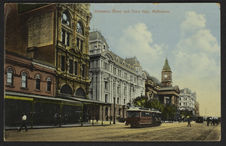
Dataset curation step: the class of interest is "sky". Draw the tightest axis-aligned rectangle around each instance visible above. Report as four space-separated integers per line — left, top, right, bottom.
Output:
89 3 221 117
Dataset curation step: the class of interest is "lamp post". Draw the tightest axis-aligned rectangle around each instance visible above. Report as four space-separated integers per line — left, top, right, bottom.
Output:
113 97 116 124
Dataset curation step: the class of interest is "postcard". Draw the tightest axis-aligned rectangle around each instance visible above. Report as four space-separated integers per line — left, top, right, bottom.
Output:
4 3 221 141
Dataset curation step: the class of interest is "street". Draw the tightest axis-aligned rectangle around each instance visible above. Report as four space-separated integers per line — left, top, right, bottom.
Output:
4 121 221 141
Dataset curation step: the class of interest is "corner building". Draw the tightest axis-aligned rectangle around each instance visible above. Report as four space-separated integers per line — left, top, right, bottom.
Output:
179 88 197 115
89 31 146 121
4 3 104 126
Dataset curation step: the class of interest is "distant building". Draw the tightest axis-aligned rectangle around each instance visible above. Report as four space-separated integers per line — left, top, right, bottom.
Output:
89 31 146 121
179 88 197 115
144 72 160 100
158 59 180 106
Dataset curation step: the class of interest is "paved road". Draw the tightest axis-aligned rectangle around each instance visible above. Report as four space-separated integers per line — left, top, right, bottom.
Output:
4 122 221 141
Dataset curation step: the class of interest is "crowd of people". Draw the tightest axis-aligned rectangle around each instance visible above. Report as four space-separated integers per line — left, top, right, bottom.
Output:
206 117 220 126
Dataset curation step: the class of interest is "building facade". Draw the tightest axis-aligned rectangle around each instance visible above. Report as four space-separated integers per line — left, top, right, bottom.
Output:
144 72 160 100
179 88 197 115
4 3 109 127
158 59 180 106
89 31 146 121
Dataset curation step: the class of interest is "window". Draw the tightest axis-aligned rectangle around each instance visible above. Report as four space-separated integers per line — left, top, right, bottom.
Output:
21 72 27 88
165 97 170 104
81 64 85 77
117 97 119 104
74 61 78 75
124 73 127 79
76 22 83 35
117 85 120 94
104 81 108 90
61 29 65 44
61 55 65 71
81 40 83 51
127 111 140 118
62 11 70 26
113 67 116 74
105 94 108 103
113 83 116 95
124 86 127 96
76 38 80 49
6 68 13 86
47 77 51 92
69 59 73 74
124 99 126 104
77 38 83 51
35 74 41 90
61 29 70 46
118 69 121 77
66 32 70 46
104 62 109 70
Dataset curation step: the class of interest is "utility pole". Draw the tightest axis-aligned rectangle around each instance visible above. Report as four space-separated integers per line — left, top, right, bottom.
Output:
113 97 116 124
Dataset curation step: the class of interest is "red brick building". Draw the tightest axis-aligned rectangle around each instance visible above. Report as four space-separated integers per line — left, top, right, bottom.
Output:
4 3 108 127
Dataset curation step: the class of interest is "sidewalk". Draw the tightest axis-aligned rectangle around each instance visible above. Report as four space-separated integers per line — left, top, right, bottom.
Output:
5 121 114 130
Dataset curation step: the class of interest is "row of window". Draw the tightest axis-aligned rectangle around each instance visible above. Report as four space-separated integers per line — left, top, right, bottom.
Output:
6 68 52 92
61 11 84 51
60 55 86 77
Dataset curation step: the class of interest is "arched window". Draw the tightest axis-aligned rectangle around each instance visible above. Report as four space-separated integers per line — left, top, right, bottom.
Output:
6 67 13 86
76 22 83 35
46 77 52 92
61 11 70 26
75 88 86 98
21 72 27 88
35 74 41 90
60 84 72 95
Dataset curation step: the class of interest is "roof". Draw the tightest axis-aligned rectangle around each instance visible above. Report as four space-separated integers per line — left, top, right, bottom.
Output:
89 31 109 49
127 107 161 113
125 57 140 66
144 71 160 85
162 58 171 71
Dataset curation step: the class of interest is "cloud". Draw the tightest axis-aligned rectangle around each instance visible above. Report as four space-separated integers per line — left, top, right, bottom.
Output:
181 11 206 34
173 11 220 116
115 23 166 76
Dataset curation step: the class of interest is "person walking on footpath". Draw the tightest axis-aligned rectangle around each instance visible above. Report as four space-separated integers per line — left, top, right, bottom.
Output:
18 113 28 132
207 117 210 126
187 116 191 127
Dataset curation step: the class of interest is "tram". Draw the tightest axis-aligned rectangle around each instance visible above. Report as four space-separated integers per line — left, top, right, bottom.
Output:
125 107 161 128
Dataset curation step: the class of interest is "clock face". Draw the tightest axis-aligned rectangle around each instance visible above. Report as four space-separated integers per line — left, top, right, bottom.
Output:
164 74 168 78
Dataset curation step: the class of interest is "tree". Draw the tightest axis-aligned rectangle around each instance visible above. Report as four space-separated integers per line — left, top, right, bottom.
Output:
132 96 178 121
161 104 177 121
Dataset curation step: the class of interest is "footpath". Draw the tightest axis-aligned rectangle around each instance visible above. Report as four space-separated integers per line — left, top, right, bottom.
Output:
5 121 112 130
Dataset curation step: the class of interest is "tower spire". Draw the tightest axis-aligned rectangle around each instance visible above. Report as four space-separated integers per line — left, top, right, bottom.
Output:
162 58 171 71
161 58 172 87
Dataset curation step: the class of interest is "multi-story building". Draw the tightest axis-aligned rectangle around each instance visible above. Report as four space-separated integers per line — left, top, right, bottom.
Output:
89 31 146 121
144 71 160 100
179 88 197 115
4 3 108 127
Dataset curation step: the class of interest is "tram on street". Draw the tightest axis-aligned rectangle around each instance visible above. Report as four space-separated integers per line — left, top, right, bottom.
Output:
125 107 161 128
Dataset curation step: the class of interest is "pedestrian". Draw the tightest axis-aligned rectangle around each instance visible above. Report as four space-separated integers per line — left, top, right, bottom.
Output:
58 113 62 127
54 113 58 126
18 113 28 132
207 117 210 126
187 116 191 127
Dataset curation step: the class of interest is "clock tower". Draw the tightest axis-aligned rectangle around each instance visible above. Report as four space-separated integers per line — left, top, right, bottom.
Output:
161 58 172 87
